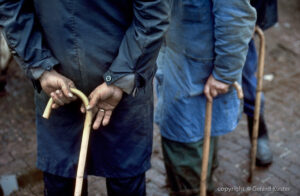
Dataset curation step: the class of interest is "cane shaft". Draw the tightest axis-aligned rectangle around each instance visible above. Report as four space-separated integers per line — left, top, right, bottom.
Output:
249 26 265 182
42 88 92 196
74 110 92 196
200 82 243 195
200 101 212 196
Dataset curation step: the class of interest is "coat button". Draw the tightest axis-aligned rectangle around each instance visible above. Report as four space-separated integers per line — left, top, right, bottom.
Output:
105 75 112 82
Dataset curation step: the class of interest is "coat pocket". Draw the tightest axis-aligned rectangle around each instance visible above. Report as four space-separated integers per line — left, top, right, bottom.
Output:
182 0 212 22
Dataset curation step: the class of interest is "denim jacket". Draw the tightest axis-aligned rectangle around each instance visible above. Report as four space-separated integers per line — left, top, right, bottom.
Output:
155 0 256 142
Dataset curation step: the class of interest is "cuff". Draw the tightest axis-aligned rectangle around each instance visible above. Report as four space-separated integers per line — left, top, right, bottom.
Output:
27 56 59 80
30 67 47 80
112 74 135 94
212 66 239 85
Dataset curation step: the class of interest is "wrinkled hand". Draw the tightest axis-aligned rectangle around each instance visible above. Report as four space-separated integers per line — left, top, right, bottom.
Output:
81 82 123 129
204 74 229 102
39 70 76 109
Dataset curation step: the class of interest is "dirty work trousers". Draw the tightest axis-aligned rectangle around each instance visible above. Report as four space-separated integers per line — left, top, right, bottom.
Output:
43 172 146 196
161 136 218 195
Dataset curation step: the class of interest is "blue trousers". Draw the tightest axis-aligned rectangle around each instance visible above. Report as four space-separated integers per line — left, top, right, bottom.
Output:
242 39 265 117
43 172 146 196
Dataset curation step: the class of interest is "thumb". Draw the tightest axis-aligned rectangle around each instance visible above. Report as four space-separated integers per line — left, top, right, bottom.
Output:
87 92 102 111
60 80 74 98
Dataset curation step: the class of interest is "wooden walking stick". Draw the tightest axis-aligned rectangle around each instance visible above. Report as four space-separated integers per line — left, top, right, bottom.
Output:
200 82 243 196
248 26 266 183
43 88 93 196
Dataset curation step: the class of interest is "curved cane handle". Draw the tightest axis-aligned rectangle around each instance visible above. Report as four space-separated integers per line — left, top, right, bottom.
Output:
42 88 89 119
232 81 244 100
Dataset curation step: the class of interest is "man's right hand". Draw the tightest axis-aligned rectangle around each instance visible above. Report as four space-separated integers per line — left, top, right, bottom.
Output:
39 70 76 109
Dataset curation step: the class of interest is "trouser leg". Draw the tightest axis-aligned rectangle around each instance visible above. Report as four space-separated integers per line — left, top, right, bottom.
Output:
161 136 217 196
0 66 7 94
242 39 265 118
242 40 273 166
43 172 88 196
106 173 146 196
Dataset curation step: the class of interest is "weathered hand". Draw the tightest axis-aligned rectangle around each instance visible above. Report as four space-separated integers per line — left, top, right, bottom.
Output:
204 74 229 102
81 82 123 129
39 70 76 109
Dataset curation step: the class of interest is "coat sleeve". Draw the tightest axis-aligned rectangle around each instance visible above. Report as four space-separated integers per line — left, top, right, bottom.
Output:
103 0 172 90
212 0 256 84
0 0 59 80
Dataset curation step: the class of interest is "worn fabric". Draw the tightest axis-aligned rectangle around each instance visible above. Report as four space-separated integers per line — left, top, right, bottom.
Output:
251 0 278 30
161 136 218 195
242 39 265 117
43 172 146 196
43 172 88 196
106 173 146 196
0 0 171 178
155 0 256 142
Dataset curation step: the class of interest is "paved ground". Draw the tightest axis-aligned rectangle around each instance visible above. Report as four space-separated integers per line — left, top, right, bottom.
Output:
0 0 299 195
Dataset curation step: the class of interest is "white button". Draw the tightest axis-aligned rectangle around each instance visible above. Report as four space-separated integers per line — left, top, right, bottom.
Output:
106 75 112 82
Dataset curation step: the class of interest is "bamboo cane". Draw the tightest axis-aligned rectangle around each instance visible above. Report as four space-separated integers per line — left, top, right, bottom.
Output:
200 82 243 196
248 26 265 183
43 88 93 196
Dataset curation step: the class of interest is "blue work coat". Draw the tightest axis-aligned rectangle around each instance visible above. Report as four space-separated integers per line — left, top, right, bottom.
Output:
155 0 256 143
0 0 171 178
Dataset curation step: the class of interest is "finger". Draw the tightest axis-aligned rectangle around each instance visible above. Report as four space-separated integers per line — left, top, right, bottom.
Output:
56 90 71 104
211 88 218 98
88 92 102 111
204 85 212 102
98 102 114 111
60 80 74 98
93 109 105 130
215 83 229 94
51 92 64 106
218 88 227 94
102 110 112 126
67 81 77 100
51 103 59 109
80 104 86 113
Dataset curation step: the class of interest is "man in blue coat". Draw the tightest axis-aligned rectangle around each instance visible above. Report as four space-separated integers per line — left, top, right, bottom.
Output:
0 0 171 195
155 0 256 194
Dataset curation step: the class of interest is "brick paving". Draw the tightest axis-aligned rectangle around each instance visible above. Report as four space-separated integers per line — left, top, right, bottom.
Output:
1 0 300 195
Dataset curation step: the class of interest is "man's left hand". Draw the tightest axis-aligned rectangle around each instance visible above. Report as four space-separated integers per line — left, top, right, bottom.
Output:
81 83 123 129
204 74 229 102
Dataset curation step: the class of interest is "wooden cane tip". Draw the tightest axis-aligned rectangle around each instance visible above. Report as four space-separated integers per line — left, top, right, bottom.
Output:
42 112 50 119
248 175 253 183
42 98 53 119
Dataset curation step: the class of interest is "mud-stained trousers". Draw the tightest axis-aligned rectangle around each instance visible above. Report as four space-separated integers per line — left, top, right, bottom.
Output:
161 137 218 196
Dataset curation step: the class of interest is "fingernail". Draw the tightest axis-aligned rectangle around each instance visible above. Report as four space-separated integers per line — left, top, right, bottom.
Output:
68 93 73 97
56 90 60 94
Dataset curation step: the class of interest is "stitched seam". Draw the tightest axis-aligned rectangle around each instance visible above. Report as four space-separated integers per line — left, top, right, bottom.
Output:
69 0 83 82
